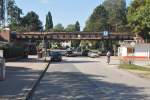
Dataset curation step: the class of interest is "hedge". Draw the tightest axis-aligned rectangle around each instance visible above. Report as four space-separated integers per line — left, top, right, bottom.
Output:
0 42 25 58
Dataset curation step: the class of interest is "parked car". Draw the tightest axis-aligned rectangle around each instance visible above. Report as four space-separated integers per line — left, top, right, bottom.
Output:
88 51 99 58
49 51 62 62
81 49 89 56
65 50 77 57
73 51 82 56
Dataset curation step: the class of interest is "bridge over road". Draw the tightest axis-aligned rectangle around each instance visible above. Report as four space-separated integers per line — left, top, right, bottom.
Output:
0 30 133 42
11 32 133 41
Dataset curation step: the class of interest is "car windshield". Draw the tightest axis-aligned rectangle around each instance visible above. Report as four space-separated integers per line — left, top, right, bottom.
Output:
50 51 61 56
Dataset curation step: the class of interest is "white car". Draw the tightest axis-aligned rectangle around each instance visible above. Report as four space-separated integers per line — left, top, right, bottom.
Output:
88 51 99 58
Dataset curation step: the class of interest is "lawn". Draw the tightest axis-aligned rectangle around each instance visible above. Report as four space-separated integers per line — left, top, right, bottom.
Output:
119 64 150 72
119 64 150 78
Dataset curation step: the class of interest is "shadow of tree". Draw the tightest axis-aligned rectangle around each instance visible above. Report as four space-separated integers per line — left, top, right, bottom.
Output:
52 59 99 64
0 66 40 99
31 71 149 100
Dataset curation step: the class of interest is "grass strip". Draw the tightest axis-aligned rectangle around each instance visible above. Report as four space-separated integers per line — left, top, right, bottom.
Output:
119 64 150 72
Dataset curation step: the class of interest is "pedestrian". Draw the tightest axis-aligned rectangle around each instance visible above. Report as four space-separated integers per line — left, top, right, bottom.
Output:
106 51 111 64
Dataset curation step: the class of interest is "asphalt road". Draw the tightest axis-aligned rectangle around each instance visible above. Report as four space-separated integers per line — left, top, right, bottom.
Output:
31 57 150 100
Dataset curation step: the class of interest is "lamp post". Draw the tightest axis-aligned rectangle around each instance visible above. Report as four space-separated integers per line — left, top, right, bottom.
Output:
41 28 46 62
130 42 135 64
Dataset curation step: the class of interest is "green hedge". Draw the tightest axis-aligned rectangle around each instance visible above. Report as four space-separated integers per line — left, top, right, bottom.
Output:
0 42 25 58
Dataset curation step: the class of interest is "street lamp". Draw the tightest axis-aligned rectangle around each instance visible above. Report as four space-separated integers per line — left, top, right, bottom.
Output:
41 28 46 62
130 41 136 64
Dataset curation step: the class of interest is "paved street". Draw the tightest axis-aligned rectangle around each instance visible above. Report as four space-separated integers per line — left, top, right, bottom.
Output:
31 57 150 100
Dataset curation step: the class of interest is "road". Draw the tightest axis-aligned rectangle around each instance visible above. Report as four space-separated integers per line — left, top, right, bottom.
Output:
31 57 150 100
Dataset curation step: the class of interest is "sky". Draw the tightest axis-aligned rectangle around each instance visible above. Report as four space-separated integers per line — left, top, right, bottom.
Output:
15 0 132 30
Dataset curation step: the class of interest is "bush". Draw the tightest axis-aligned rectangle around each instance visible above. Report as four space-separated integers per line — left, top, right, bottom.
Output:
0 42 25 58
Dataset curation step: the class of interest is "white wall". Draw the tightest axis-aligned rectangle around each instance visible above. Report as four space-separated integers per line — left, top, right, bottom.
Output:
118 47 127 57
61 41 71 47
134 44 150 57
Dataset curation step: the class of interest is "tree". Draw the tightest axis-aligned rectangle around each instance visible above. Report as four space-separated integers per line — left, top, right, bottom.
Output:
71 21 81 48
7 0 23 31
21 11 43 32
0 0 5 26
84 5 108 32
45 11 53 31
75 21 80 31
53 23 64 32
7 0 22 23
103 0 127 32
65 24 76 32
127 0 150 39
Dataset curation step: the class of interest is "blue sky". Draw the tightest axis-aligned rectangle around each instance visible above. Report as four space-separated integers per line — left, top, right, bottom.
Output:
15 0 132 30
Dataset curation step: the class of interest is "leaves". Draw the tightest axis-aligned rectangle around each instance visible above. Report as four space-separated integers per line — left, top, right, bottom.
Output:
21 11 42 32
65 24 76 32
0 0 5 22
84 5 108 32
75 21 80 32
7 0 22 23
127 0 150 38
45 11 53 31
53 23 64 32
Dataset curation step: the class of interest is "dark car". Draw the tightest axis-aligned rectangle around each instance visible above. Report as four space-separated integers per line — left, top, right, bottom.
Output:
49 51 62 62
81 49 89 56
65 50 77 57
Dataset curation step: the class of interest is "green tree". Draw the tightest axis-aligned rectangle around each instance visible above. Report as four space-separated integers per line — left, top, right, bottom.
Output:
103 0 127 32
7 0 22 23
65 24 76 32
21 11 43 32
45 11 53 31
7 0 23 31
84 5 108 32
127 0 150 39
53 23 64 32
71 21 81 48
0 0 5 26
75 21 80 31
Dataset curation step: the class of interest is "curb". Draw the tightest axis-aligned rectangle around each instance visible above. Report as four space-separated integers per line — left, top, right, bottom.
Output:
5 56 24 62
16 61 50 100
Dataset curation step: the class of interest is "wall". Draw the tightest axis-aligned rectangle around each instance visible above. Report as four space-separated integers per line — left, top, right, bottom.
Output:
0 30 11 42
118 47 127 57
134 44 150 58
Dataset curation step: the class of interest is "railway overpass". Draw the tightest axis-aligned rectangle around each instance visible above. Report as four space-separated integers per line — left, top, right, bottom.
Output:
11 32 133 41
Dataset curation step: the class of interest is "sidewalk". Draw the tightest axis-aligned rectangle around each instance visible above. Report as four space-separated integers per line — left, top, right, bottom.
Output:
103 56 150 68
0 56 49 100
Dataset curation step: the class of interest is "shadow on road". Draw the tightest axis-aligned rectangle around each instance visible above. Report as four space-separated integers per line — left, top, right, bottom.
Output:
0 66 40 99
52 59 99 64
31 71 149 100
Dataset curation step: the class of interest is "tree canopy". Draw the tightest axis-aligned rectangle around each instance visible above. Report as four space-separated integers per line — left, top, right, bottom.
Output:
21 11 43 32
84 0 127 32
7 0 22 23
0 0 5 26
84 5 108 32
103 0 127 32
65 24 76 32
127 0 150 38
45 11 53 31
53 23 64 32
75 21 80 31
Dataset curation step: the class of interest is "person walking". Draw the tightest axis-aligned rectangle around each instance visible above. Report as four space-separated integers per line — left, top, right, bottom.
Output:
106 51 111 64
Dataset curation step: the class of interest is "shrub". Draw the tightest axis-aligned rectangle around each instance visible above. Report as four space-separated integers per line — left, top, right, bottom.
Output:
0 42 25 58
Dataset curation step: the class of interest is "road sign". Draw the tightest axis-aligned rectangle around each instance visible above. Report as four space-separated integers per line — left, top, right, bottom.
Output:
103 31 109 36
